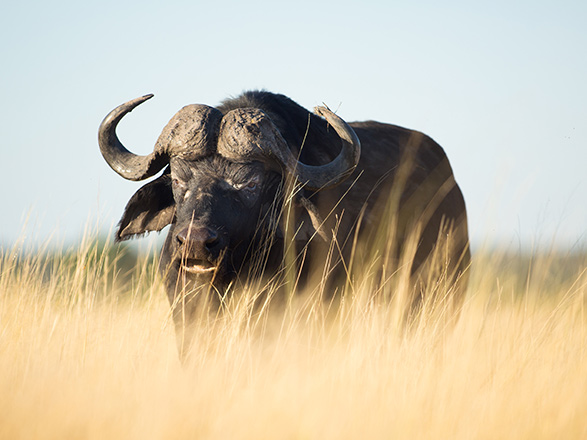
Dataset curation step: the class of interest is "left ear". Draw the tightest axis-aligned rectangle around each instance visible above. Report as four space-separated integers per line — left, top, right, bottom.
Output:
278 194 327 242
296 195 328 241
116 170 175 241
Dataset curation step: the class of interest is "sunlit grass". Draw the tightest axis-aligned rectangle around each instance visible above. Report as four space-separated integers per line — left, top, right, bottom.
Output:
0 232 586 439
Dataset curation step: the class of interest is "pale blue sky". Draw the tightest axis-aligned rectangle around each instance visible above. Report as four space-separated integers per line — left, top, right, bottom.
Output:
1 0 586 250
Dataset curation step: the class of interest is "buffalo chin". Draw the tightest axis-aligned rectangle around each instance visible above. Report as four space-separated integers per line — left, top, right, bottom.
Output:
174 257 232 288
180 258 217 275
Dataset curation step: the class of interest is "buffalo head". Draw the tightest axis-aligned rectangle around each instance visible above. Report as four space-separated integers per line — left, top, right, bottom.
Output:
98 94 360 301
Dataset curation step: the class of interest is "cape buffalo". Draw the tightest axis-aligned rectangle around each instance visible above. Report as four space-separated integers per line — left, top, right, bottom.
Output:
99 91 470 353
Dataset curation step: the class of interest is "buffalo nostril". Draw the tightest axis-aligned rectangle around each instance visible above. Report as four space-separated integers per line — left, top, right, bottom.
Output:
204 229 219 249
176 227 220 254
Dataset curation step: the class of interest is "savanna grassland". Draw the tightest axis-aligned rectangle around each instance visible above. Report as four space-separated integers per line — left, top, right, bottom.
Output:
1 232 586 439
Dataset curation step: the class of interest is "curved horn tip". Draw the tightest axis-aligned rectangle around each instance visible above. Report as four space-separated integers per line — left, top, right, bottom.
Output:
132 93 155 107
313 105 335 117
105 94 155 118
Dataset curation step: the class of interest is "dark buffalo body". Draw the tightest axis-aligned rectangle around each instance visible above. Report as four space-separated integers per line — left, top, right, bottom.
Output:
99 91 470 351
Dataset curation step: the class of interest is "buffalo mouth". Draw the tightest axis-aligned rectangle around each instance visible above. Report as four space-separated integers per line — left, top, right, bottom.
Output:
180 258 217 275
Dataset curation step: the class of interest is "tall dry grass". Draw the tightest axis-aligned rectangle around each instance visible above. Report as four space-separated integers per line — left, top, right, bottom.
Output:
1 230 586 439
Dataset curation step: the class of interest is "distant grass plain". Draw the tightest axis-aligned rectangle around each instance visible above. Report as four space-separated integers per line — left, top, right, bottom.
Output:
1 226 586 439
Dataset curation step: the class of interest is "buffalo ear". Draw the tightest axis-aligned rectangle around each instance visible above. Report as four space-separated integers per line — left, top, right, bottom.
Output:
116 171 175 242
292 195 328 242
297 195 328 241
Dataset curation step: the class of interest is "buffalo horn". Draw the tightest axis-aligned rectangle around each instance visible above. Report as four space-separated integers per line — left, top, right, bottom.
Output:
98 94 169 181
304 105 362 189
218 106 361 190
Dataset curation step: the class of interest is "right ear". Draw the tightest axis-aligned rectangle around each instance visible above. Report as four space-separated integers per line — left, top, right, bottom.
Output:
116 170 175 241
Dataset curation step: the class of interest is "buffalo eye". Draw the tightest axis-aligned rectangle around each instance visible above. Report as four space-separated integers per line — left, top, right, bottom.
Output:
171 177 183 190
233 175 262 206
171 177 189 200
244 180 257 192
233 175 261 193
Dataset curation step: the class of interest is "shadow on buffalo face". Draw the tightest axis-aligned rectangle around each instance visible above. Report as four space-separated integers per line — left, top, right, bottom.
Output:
99 91 470 358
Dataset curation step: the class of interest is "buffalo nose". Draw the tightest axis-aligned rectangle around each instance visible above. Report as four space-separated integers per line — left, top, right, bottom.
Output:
176 227 220 254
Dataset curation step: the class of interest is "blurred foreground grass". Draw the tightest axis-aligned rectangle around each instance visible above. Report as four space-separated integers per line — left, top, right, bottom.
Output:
1 234 586 439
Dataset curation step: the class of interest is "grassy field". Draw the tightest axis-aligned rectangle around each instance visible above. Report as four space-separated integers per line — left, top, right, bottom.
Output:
1 234 586 439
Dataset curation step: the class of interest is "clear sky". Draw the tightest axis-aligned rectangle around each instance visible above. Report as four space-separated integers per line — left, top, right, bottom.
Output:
1 0 585 250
